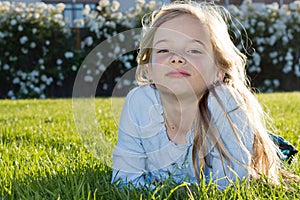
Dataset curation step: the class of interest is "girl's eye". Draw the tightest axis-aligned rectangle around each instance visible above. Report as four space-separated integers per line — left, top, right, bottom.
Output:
157 49 169 53
187 49 202 54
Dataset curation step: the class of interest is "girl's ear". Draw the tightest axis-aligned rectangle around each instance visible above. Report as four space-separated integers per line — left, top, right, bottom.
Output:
217 68 226 82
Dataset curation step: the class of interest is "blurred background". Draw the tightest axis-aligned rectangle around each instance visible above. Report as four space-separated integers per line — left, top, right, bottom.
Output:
0 0 299 99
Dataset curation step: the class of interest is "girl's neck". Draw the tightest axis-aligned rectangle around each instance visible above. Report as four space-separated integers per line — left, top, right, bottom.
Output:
159 91 199 144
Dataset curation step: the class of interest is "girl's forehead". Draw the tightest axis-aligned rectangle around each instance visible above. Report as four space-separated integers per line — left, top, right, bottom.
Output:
153 14 210 45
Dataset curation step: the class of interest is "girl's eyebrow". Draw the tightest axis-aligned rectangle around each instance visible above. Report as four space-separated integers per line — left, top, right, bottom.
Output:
191 39 206 47
153 39 168 46
153 39 206 47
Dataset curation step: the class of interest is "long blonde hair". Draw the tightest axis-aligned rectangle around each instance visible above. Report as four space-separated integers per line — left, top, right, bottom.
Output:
136 1 280 183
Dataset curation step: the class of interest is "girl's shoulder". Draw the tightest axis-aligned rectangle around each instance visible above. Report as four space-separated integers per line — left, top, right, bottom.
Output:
208 83 244 113
125 85 160 108
122 85 164 132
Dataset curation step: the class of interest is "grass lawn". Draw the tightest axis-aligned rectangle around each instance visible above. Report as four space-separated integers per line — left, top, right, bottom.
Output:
0 92 299 199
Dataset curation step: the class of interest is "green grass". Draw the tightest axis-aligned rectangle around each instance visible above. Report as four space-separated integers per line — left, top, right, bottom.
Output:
0 93 299 199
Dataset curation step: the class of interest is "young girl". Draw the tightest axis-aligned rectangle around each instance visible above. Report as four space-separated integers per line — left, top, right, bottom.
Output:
111 1 296 189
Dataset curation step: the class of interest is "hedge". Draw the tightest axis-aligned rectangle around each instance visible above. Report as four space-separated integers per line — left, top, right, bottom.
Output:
0 0 299 99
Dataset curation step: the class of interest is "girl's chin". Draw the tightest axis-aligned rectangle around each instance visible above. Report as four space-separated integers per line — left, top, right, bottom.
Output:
155 83 200 98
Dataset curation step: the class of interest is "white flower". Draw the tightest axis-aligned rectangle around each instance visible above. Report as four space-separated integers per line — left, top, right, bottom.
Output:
123 79 131 86
58 73 64 80
54 14 63 21
147 0 156 9
56 59 63 65
0 31 5 38
257 46 264 52
13 77 20 84
32 28 37 34
272 59 278 64
124 62 131 69
83 5 90 15
72 65 77 71
118 33 125 42
46 77 53 85
269 51 278 58
40 84 46 90
10 19 17 26
111 1 120 12
252 52 261 66
31 70 39 77
45 40 50 45
18 25 23 32
112 12 123 20
273 79 280 87
56 3 65 12
9 56 18 61
21 48 28 54
285 52 293 61
102 83 108 90
97 52 104 60
84 75 93 82
248 66 261 73
282 62 293 74
30 42 36 48
34 87 41 94
74 19 84 27
8 90 14 97
19 36 28 44
33 13 40 19
289 1 300 11
294 65 300 77
38 58 44 65
268 36 277 46
105 21 116 29
98 64 106 71
264 79 271 86
64 51 74 59
114 45 120 54
41 75 48 82
85 36 93 46
99 0 110 7
137 0 145 5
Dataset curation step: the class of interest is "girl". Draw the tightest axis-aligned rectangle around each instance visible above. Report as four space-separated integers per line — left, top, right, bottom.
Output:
111 1 296 189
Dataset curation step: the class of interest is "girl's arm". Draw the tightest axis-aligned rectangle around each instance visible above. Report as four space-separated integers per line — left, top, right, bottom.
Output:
111 89 149 187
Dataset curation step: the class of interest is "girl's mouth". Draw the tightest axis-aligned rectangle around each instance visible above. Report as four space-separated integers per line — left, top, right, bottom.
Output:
166 69 191 77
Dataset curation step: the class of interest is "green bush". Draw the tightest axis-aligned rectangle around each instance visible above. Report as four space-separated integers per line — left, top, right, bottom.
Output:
228 0 300 92
0 2 79 99
1 0 300 99
76 0 300 94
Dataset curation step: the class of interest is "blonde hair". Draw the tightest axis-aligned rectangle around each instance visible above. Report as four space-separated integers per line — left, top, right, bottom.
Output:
136 1 281 183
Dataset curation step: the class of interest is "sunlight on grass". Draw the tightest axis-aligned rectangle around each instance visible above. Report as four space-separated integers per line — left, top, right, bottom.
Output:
0 93 299 199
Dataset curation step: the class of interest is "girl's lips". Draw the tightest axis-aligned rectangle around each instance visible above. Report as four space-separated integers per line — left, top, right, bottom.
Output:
166 69 191 77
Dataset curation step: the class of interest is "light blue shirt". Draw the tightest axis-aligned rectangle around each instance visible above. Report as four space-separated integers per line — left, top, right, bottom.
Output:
112 84 254 189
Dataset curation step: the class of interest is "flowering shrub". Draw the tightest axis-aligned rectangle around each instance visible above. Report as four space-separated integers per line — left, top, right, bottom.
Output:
0 2 79 99
1 0 300 99
75 0 160 96
229 0 300 92
77 0 300 94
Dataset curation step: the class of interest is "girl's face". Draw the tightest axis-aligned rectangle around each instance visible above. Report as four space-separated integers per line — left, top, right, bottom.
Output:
150 14 218 99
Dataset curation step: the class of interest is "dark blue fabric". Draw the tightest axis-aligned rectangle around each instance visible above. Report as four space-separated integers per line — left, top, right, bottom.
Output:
269 132 298 163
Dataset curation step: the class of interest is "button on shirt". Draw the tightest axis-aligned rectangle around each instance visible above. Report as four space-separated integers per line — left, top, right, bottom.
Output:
112 84 254 189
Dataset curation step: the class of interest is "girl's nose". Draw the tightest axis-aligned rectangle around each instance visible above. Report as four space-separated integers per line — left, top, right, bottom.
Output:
169 53 186 64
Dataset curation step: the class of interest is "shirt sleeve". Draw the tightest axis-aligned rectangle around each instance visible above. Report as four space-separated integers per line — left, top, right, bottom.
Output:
111 88 149 187
206 85 254 189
